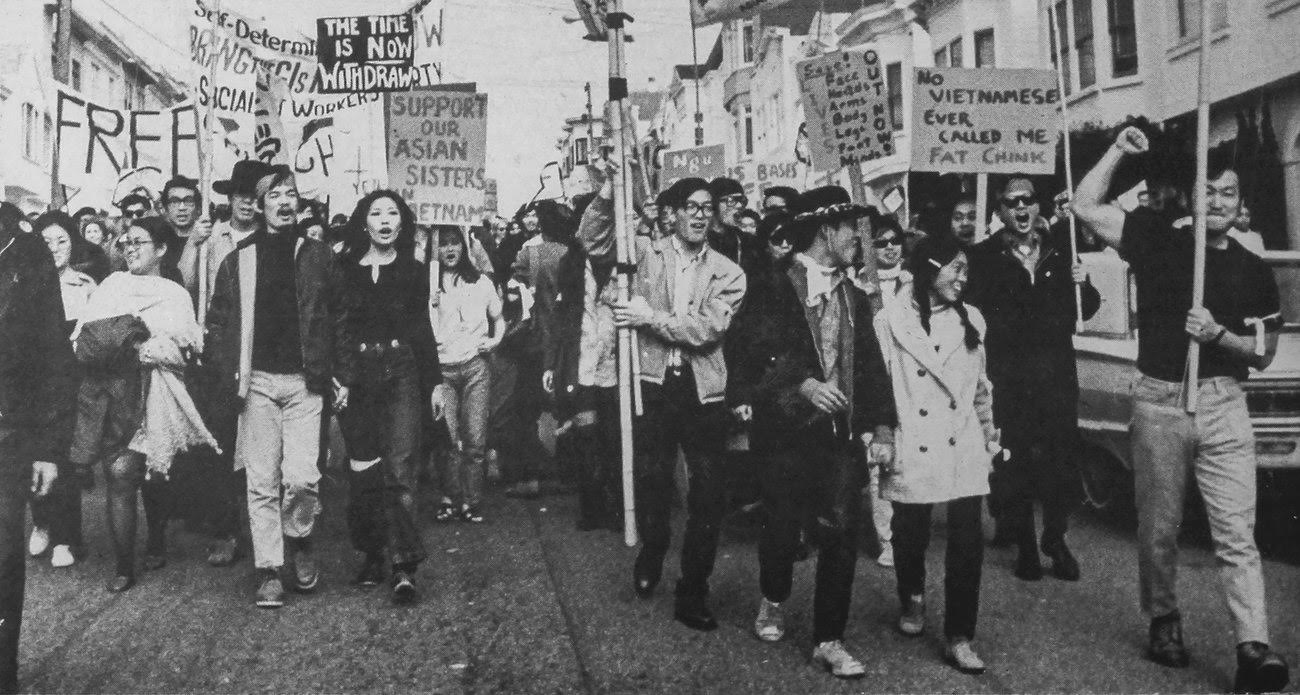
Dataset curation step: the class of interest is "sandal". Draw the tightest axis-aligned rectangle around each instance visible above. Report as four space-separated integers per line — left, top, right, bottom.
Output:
434 500 457 523
459 504 484 524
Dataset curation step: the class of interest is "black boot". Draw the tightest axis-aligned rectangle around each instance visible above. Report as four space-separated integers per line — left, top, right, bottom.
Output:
1041 537 1080 581
1235 641 1289 693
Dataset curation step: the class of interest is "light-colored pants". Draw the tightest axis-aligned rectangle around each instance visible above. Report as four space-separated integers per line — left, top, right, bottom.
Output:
439 355 489 507
1131 375 1268 645
236 371 323 570
869 466 893 545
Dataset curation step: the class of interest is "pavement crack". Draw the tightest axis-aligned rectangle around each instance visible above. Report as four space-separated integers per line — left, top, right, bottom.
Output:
527 505 598 695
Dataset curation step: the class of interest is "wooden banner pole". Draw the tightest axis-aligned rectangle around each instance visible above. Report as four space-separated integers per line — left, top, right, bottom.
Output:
1184 0 1213 414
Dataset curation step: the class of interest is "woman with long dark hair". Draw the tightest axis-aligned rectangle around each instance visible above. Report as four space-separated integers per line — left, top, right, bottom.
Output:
431 226 503 523
70 216 213 592
334 190 439 603
873 233 1001 675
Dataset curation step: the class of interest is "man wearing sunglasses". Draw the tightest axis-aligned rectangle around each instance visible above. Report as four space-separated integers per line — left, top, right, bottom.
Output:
579 174 746 632
708 177 763 276
965 177 1099 584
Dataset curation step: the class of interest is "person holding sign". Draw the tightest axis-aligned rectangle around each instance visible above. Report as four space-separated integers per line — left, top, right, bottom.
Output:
727 186 896 679
965 178 1099 583
577 176 746 632
334 191 439 604
1073 127 1289 692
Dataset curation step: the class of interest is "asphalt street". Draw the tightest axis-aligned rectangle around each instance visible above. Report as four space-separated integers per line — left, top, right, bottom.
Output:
16 472 1300 694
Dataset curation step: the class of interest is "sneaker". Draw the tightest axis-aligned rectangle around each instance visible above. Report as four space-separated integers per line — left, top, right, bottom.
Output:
391 570 418 605
812 640 866 679
877 541 895 568
434 499 457 523
945 638 987 675
1147 611 1190 668
354 556 385 587
1235 641 1290 693
255 570 285 608
50 545 75 568
754 598 785 642
206 537 239 567
290 544 319 592
460 504 484 523
898 593 925 637
28 527 49 557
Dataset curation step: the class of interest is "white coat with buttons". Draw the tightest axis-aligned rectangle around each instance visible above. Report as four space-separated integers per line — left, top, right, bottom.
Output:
873 298 998 505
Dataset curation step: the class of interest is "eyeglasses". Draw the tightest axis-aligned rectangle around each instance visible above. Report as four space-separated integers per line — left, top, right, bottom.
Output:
166 196 198 206
123 207 147 219
763 205 788 215
719 195 746 208
873 237 903 248
1001 194 1036 208
117 238 154 250
681 201 716 217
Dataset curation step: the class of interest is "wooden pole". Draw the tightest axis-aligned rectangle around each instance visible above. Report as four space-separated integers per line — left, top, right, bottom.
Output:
975 172 989 241
846 164 881 313
608 0 638 547
1047 1 1085 333
49 0 73 210
1184 0 1213 414
195 0 221 325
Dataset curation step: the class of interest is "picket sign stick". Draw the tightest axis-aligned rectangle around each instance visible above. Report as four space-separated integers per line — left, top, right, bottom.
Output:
1046 2 1085 333
975 172 989 241
846 165 882 314
608 0 638 548
619 102 645 416
1184 0 1213 414
195 0 221 327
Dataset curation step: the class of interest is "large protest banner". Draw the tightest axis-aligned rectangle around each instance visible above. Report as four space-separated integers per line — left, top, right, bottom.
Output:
660 144 725 188
796 48 893 173
909 67 1060 175
386 87 489 225
316 14 417 94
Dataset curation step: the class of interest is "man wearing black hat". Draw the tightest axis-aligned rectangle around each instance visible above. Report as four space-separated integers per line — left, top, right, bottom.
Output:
578 174 746 631
708 177 763 276
0 203 73 693
160 175 214 296
204 161 271 301
729 185 896 678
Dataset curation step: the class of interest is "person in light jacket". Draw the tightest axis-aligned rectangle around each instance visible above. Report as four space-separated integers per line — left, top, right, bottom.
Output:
873 233 1001 676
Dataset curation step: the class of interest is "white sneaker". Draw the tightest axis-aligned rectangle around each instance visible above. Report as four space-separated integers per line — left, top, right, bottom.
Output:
754 598 785 642
945 638 987 675
877 541 895 568
812 640 866 679
50 545 75 568
28 527 49 557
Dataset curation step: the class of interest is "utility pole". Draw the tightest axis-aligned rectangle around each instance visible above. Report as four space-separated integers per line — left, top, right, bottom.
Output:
50 0 73 209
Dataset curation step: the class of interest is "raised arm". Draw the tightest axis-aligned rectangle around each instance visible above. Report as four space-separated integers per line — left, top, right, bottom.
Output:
1074 126 1149 251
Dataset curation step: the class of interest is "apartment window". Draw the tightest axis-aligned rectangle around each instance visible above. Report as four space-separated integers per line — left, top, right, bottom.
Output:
1107 0 1137 76
43 113 53 165
21 103 38 161
744 106 753 156
973 28 996 67
90 62 102 97
741 21 755 64
934 45 949 67
1175 0 1228 38
1051 1 1072 95
1074 0 1096 88
70 59 81 91
886 61 904 130
948 37 964 67
574 137 589 165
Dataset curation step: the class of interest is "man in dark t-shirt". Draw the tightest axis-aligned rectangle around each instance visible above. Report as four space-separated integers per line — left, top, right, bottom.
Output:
1074 127 1288 693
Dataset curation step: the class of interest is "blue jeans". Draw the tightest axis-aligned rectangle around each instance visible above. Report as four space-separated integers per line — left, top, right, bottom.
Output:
439 355 490 507
1131 375 1268 645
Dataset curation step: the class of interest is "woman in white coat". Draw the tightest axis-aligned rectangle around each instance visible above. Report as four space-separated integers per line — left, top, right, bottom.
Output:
873 233 1001 675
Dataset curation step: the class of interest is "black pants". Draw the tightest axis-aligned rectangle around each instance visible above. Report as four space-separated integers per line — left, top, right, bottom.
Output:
891 495 984 641
568 386 621 526
339 346 426 568
758 444 864 643
0 438 27 694
634 367 727 598
995 435 1077 551
31 476 80 548
490 351 548 483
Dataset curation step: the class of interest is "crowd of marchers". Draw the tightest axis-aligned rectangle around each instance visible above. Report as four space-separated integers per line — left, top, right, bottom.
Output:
0 124 1290 693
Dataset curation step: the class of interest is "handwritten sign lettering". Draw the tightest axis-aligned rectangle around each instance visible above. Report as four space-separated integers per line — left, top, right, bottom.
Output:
386 88 489 225
796 48 893 172
909 67 1059 174
317 14 415 94
660 144 725 188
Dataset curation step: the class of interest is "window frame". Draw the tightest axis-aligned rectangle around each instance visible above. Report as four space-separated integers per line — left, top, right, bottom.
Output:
974 28 996 67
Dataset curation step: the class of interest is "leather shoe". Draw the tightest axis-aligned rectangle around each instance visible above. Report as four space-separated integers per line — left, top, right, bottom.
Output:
633 549 662 598
1043 540 1080 581
673 595 718 632
1014 547 1043 581
1235 641 1290 693
1147 612 1190 668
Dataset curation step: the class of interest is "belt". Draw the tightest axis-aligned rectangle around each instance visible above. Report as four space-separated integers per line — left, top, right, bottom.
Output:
358 339 403 353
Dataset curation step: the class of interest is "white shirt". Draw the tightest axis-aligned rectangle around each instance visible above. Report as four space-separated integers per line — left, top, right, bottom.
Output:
433 273 501 366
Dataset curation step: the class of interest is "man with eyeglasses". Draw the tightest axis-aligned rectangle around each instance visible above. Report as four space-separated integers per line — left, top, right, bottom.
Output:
578 175 746 632
964 177 1099 583
159 175 214 298
708 177 763 276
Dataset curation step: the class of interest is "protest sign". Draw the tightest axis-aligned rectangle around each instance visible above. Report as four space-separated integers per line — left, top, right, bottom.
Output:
909 67 1059 175
660 144 725 188
317 14 416 94
796 48 893 173
55 89 199 183
386 88 489 225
